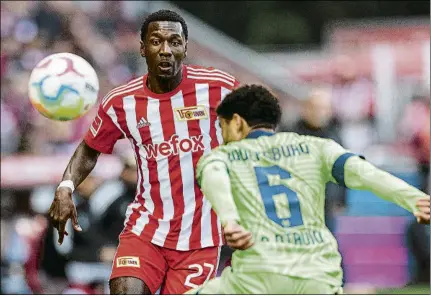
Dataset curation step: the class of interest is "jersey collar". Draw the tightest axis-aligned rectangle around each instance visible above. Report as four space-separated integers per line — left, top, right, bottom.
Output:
246 130 275 139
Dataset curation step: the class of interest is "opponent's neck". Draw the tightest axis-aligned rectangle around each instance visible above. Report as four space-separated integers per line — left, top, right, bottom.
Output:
248 126 275 135
146 67 183 94
245 127 275 139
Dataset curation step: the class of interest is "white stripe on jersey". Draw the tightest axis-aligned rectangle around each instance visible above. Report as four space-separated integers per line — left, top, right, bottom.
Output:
101 76 142 104
187 75 234 87
187 70 235 83
102 83 143 108
186 67 235 80
170 90 196 250
215 86 233 243
122 95 153 235
105 105 140 228
215 87 232 145
147 97 174 246
107 105 141 203
195 83 214 248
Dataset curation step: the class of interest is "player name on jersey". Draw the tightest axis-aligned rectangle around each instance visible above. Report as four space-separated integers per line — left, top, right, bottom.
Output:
228 143 310 162
261 229 325 246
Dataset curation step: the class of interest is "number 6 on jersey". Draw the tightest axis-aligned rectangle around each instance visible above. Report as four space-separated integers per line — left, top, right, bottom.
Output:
254 165 304 227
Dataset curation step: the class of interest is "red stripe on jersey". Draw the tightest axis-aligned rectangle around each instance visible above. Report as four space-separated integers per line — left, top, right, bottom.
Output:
183 84 205 250
159 98 185 249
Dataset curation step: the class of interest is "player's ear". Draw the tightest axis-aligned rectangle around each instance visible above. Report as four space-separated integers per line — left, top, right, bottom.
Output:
184 41 188 59
140 40 146 57
233 113 242 128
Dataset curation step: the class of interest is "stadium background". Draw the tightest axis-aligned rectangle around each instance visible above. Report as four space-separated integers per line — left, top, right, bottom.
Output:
0 1 429 294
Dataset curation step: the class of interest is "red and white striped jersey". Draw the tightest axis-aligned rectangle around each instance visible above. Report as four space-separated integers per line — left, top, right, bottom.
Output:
84 65 240 250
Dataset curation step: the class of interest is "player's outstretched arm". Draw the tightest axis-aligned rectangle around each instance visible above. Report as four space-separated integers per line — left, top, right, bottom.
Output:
200 161 254 250
48 140 101 244
343 156 430 224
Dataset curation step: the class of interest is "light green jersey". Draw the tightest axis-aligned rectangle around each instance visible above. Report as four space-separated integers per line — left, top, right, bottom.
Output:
196 131 423 287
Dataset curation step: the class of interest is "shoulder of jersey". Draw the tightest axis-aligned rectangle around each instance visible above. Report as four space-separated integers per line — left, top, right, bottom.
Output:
186 65 238 89
100 76 145 111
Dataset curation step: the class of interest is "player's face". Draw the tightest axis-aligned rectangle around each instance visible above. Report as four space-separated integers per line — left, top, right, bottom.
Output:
141 21 187 79
219 115 246 144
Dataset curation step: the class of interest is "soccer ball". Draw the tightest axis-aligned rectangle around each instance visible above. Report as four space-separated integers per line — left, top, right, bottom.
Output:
28 52 99 121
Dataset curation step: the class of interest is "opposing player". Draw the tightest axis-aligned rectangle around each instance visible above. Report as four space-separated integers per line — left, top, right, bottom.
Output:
191 84 430 294
48 10 239 294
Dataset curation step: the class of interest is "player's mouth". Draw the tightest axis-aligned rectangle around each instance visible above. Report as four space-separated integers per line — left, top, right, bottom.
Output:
158 62 173 72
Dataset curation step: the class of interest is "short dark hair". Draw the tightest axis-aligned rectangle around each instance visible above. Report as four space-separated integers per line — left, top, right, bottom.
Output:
140 9 188 41
216 84 282 129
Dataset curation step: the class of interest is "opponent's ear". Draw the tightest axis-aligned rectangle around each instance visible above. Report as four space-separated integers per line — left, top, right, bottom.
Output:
140 40 145 57
232 113 242 128
184 41 188 59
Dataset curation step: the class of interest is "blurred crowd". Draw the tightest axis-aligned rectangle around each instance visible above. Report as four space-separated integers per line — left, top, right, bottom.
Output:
1 1 145 157
1 1 429 294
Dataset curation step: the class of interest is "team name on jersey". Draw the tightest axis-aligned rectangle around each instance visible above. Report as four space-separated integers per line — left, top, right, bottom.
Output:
174 105 208 121
228 143 310 162
140 134 205 159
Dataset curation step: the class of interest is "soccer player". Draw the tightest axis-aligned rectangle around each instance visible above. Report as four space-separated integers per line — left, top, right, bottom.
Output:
48 10 239 294
191 84 431 294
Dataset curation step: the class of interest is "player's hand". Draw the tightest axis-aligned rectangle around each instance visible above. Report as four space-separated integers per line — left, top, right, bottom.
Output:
223 220 254 250
415 196 430 224
48 187 82 245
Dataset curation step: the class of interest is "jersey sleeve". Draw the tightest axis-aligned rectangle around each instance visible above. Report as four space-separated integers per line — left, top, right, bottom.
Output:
196 149 229 188
317 138 361 185
343 157 428 213
83 104 123 154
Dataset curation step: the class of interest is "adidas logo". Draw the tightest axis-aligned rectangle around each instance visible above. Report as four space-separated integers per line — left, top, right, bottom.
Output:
137 117 150 129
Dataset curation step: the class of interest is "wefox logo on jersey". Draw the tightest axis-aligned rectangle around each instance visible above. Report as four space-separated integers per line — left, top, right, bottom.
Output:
174 105 208 121
141 134 205 159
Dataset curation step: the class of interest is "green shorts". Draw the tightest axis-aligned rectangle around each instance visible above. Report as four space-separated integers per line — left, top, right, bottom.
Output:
185 267 343 294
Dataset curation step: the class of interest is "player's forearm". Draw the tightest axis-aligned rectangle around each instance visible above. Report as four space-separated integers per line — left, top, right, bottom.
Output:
344 157 428 213
201 162 240 225
62 140 100 187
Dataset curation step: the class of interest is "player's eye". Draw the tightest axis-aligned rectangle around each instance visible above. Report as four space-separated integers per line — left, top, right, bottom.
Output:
151 39 161 45
171 40 181 47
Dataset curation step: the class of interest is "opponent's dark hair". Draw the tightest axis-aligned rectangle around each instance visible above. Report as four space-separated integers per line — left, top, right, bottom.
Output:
140 10 188 41
216 84 282 129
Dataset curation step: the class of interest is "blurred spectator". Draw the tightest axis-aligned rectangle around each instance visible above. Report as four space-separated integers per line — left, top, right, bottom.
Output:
399 93 430 193
330 55 376 153
1 101 21 156
1 1 145 156
280 87 346 232
399 92 430 286
406 222 430 285
25 152 137 294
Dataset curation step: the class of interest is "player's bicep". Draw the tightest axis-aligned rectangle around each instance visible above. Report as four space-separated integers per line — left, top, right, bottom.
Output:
84 105 123 154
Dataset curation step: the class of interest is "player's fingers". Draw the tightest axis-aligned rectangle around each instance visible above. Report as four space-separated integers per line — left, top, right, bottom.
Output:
48 202 56 216
71 207 82 232
416 198 430 208
230 236 253 250
49 203 57 219
57 222 66 245
242 238 255 250
224 227 243 237
415 211 430 224
228 230 252 242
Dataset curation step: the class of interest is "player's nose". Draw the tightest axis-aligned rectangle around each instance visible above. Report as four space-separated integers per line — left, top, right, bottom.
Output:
159 41 172 57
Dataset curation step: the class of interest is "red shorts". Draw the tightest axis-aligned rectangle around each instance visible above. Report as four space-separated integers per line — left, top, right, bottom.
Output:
110 230 220 294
